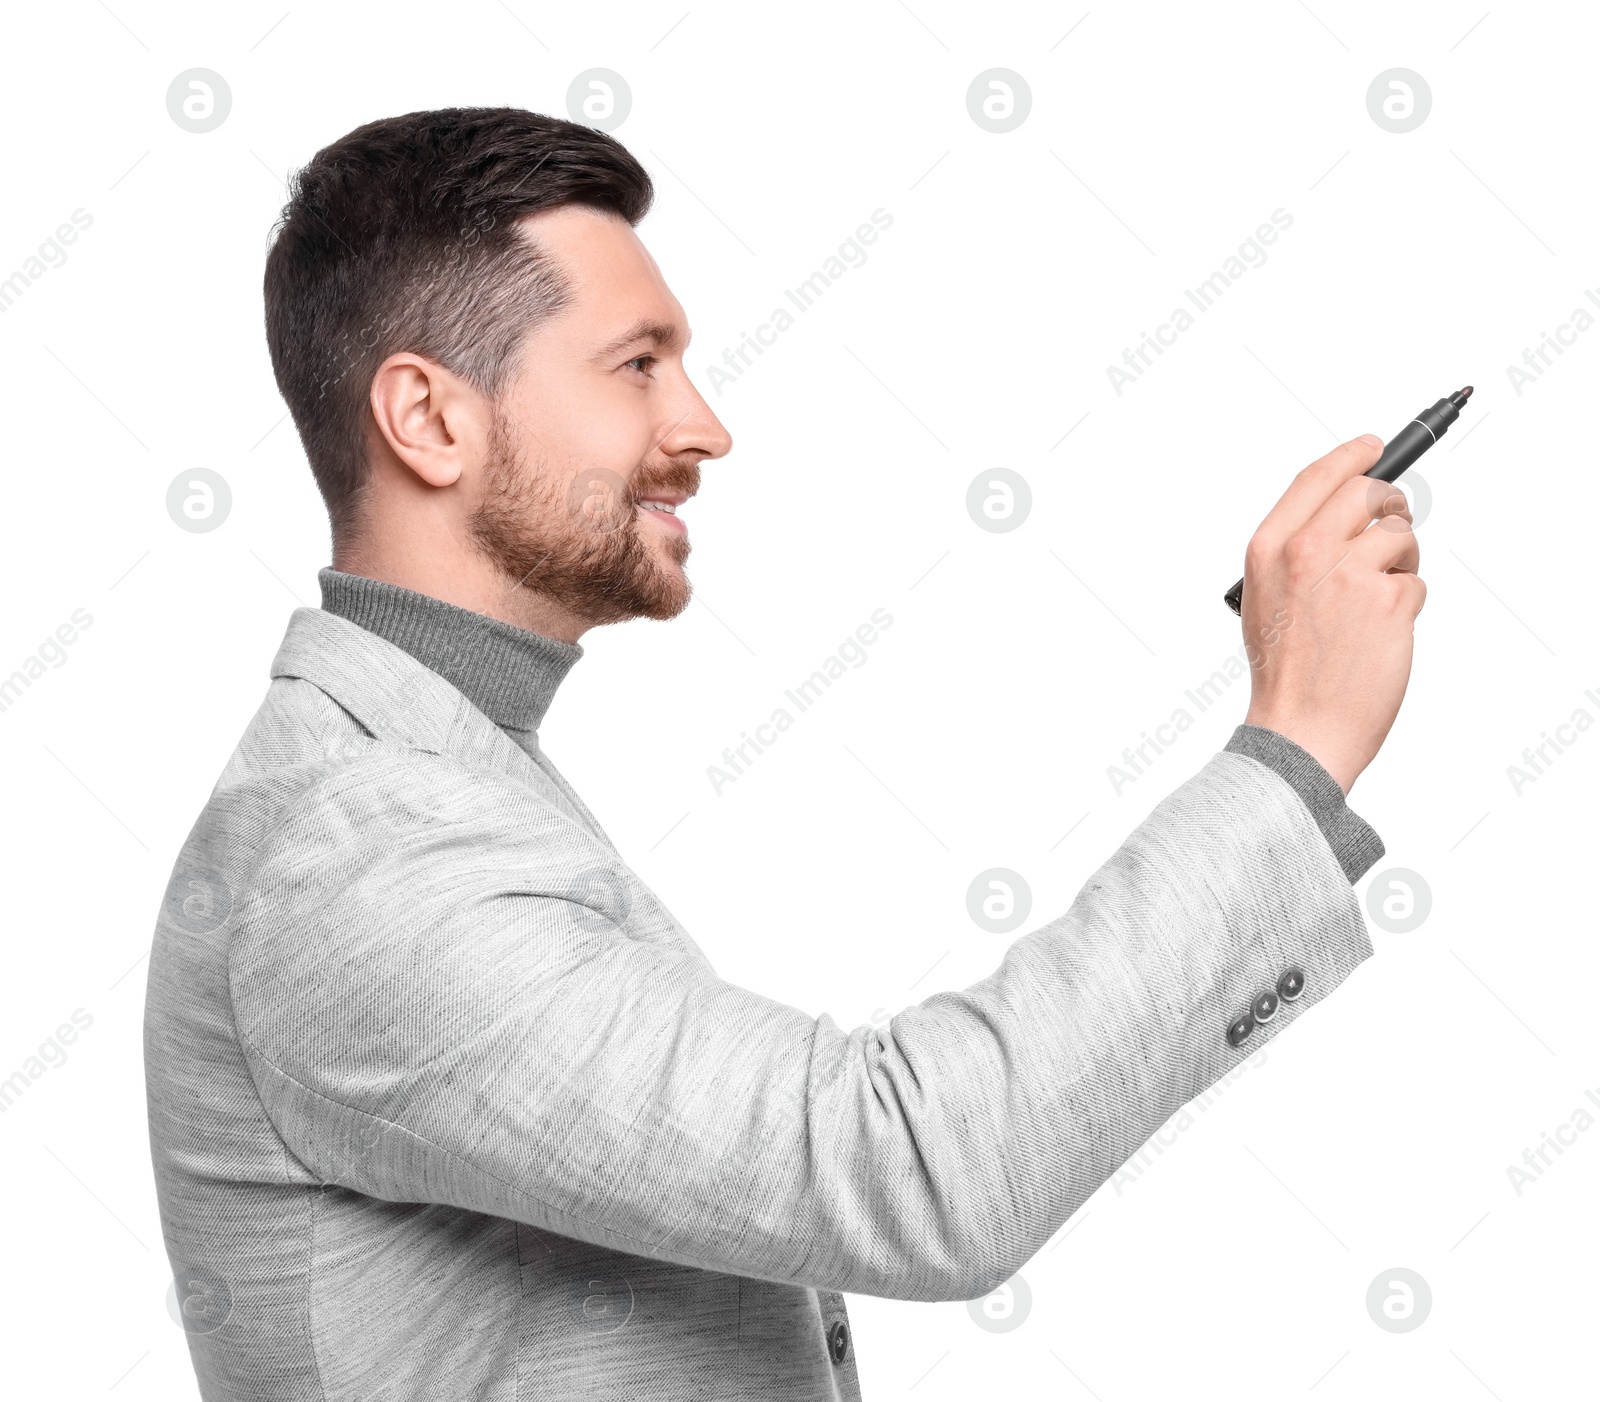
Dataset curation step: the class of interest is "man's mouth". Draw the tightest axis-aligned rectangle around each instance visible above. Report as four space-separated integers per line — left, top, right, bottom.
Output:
636 493 689 534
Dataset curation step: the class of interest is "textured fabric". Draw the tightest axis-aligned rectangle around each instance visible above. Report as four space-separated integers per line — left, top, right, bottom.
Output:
1223 723 1385 882
145 605 1376 1400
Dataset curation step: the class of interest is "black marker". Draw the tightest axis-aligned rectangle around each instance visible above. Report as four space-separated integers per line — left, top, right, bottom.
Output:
1223 385 1474 615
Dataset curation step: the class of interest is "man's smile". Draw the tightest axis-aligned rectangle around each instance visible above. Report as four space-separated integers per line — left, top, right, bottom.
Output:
637 491 689 534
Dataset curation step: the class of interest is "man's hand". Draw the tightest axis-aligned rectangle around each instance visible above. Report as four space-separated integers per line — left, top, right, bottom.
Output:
1239 433 1425 795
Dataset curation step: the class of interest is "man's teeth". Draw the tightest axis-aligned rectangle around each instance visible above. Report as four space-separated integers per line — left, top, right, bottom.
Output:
639 501 677 514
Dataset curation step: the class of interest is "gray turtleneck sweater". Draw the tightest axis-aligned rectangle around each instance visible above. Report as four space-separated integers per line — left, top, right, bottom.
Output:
317 567 1383 882
319 567 583 753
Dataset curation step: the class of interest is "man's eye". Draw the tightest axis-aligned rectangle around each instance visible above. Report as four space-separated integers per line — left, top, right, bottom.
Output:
626 354 657 375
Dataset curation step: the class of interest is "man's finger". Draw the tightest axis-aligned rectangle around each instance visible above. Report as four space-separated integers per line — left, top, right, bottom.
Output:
1356 515 1420 576
1255 434 1385 541
1308 473 1413 544
1347 513 1421 576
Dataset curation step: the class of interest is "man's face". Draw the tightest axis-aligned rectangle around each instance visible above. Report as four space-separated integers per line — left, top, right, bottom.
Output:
468 205 732 628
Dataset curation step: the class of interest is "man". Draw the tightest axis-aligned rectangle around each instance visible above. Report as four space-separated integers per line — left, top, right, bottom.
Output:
146 108 1423 1400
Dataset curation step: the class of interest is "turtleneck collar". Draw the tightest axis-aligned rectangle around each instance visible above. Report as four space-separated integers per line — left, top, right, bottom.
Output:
317 568 583 735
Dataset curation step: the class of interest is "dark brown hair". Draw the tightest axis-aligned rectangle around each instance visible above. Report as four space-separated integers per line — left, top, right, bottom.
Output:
263 107 654 546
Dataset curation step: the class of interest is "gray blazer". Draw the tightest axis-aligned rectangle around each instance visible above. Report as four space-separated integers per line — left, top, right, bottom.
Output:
146 605 1373 1400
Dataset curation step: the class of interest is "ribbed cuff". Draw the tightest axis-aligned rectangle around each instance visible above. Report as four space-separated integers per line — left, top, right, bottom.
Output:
1223 724 1385 883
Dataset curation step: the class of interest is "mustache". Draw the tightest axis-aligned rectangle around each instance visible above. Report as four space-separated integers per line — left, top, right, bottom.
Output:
628 457 701 505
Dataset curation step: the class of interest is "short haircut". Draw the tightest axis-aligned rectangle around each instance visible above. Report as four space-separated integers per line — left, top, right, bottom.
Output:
263 107 654 546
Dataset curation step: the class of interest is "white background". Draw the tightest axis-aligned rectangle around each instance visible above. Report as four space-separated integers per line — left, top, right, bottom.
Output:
2 1 1595 1397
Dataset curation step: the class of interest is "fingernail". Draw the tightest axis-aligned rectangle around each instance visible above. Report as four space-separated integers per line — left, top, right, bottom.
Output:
1357 433 1383 448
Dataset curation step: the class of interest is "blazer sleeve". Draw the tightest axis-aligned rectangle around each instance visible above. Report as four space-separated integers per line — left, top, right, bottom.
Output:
229 743 1373 1304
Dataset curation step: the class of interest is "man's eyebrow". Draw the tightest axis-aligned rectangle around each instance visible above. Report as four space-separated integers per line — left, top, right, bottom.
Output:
592 318 688 361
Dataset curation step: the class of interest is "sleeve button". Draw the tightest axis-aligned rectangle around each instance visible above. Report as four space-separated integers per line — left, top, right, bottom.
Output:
1252 990 1280 1023
1277 968 1306 1002
827 1320 850 1365
1226 1012 1255 1047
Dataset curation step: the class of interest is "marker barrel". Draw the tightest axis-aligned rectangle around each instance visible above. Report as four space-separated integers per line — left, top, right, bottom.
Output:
1366 420 1437 483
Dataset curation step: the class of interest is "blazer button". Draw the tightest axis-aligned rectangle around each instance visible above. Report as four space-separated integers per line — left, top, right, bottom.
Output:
1252 990 1280 1024
1226 1012 1255 1047
1277 967 1306 1003
827 1320 850 1364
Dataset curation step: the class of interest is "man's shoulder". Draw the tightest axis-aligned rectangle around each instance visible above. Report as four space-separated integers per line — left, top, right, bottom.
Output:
162 608 616 1000
214 669 545 844
200 675 603 1012
176 659 554 955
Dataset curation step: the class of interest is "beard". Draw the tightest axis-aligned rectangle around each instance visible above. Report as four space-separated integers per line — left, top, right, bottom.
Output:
467 407 700 627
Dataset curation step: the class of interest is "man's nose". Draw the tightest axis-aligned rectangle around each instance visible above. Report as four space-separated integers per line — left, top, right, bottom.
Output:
660 382 733 462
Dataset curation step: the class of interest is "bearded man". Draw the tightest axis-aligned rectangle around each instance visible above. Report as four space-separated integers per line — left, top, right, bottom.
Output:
145 107 1422 1401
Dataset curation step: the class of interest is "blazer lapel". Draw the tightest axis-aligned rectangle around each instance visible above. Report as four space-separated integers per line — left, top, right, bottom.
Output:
269 607 592 826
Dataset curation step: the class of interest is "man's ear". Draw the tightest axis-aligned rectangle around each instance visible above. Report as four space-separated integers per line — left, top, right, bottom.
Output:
368 352 487 489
